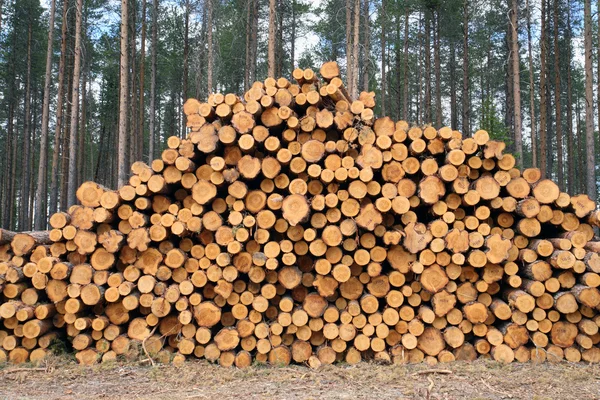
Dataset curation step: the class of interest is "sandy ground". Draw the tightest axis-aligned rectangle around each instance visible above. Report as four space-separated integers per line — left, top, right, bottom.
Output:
0 359 599 400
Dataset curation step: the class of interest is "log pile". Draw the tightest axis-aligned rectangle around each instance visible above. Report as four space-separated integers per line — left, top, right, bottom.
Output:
2 61 600 367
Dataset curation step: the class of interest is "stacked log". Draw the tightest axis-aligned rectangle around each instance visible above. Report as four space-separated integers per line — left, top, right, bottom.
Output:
1 61 600 367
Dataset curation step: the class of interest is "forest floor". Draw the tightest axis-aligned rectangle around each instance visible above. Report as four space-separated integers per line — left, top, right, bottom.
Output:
0 357 599 400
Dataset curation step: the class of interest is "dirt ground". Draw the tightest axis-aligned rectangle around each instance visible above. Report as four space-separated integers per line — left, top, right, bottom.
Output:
0 358 599 400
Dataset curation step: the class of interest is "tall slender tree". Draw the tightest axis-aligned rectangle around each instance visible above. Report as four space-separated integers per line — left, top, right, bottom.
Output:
207 0 213 90
182 0 189 134
148 0 158 162
268 0 276 77
380 0 386 115
510 0 522 169
67 0 84 206
34 0 57 228
584 0 596 200
117 0 129 187
345 0 353 96
553 0 563 187
351 0 360 99
526 0 537 167
434 9 441 127
138 0 147 161
462 0 470 137
566 0 574 194
539 0 548 178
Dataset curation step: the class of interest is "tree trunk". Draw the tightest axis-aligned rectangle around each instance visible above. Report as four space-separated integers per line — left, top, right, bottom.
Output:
380 0 386 116
362 0 369 92
276 0 283 77
584 0 596 200
566 0 574 194
291 0 296 69
403 10 409 121
351 0 360 99
250 0 258 84
182 0 189 135
118 0 129 188
21 24 33 230
67 0 84 207
345 0 353 97
129 0 137 161
78 63 88 188
434 9 441 127
539 0 548 179
553 0 563 187
526 0 537 168
49 0 69 214
207 0 213 91
268 0 276 78
424 9 431 123
245 0 252 90
462 0 470 137
149 0 158 163
450 42 457 130
511 0 522 169
139 0 147 161
34 0 57 229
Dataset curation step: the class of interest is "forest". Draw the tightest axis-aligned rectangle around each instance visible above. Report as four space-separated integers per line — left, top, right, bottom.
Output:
0 0 598 231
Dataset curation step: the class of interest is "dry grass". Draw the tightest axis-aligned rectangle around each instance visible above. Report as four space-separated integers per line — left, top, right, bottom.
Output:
0 356 599 399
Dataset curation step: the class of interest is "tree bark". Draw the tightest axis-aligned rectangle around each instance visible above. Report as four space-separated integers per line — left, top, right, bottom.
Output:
139 0 147 161
21 24 33 230
380 0 386 116
424 9 431 123
539 0 548 179
345 0 353 97
403 10 409 121
207 0 213 91
291 0 296 69
566 0 574 194
362 0 369 92
526 0 537 168
553 0 563 187
118 0 129 188
584 0 596 200
49 0 69 215
149 0 158 163
450 42 457 130
434 9 441 127
182 0 189 135
511 0 522 169
351 0 360 99
462 0 470 137
268 0 276 78
67 0 84 207
34 0 57 229
245 0 252 90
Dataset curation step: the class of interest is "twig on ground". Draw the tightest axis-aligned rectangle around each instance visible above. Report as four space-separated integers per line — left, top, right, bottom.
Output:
412 369 453 376
141 325 159 367
2 367 47 374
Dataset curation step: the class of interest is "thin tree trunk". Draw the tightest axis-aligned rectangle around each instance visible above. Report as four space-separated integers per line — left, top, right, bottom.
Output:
526 0 537 167
276 0 283 77
424 9 431 123
49 0 69 213
584 0 596 200
552 0 563 187
21 25 33 230
434 9 441 127
250 0 258 83
363 0 369 92
462 0 470 137
291 0 296 68
539 0 548 179
118 0 129 188
450 43 457 130
34 0 57 229
67 0 83 207
351 0 360 99
149 0 158 163
182 0 189 135
511 0 523 169
139 0 146 161
380 0 386 116
403 10 409 121
566 0 574 194
78 64 87 186
345 0 353 96
245 0 252 90
268 0 276 78
207 0 213 91
129 0 137 161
